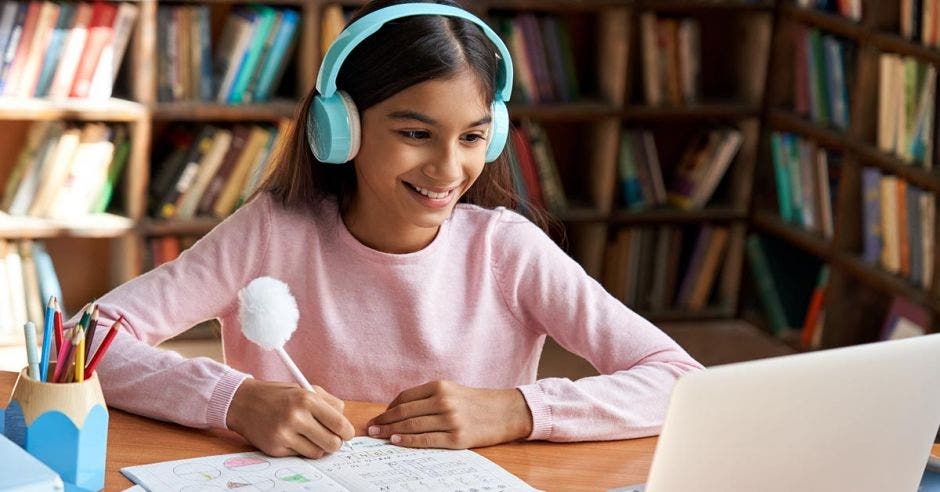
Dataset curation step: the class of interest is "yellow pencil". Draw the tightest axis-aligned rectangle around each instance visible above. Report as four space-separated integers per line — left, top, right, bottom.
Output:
75 327 85 383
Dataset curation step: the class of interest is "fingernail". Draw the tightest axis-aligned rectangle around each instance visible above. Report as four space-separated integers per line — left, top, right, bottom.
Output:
368 426 380 436
390 434 401 444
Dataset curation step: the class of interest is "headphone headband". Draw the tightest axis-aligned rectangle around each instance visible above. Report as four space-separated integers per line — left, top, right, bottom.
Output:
315 3 513 101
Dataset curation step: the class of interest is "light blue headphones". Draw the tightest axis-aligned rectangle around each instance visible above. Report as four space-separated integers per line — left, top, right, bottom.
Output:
307 3 514 164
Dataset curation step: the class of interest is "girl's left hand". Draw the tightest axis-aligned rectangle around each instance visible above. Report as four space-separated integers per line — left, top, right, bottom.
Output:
365 380 533 449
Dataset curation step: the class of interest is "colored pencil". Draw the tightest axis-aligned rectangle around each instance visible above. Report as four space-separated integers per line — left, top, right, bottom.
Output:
57 329 81 384
38 296 55 382
52 326 76 383
75 328 85 383
85 316 123 378
23 322 39 379
53 298 63 354
84 305 99 360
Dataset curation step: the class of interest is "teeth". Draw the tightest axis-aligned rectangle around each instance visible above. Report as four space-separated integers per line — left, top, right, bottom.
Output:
413 185 450 199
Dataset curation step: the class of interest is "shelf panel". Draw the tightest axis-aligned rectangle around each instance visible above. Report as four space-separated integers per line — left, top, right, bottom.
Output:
484 0 628 11
0 97 146 121
152 100 298 121
642 307 736 322
752 211 832 259
623 102 760 121
508 100 620 120
558 206 746 223
769 110 940 192
0 214 135 239
140 218 223 236
779 4 867 41
635 0 773 13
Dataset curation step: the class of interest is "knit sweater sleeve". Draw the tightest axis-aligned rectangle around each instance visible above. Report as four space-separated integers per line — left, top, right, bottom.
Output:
490 210 704 442
69 194 273 429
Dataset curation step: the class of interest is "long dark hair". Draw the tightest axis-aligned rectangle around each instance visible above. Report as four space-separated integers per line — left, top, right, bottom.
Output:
255 0 552 231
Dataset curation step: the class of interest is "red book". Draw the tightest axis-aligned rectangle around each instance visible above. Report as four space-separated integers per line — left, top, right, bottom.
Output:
800 266 829 350
510 126 545 210
68 1 117 98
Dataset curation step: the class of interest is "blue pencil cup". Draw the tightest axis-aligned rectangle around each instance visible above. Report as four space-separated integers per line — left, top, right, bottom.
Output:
4 366 108 492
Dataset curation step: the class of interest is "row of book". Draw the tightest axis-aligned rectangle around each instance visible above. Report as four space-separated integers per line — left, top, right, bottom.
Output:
877 53 936 169
495 13 581 104
601 224 729 312
861 167 936 288
0 240 62 338
793 27 853 130
769 132 839 238
1 121 128 218
619 127 742 210
0 1 137 99
796 0 862 21
157 4 299 104
639 13 700 106
149 121 287 220
147 235 196 269
506 121 567 214
900 0 940 47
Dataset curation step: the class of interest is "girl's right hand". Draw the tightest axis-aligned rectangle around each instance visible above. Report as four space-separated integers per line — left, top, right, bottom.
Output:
226 378 356 458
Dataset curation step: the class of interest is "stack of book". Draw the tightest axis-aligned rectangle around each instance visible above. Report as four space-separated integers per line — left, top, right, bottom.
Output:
898 0 940 45
602 224 729 312
1 121 129 218
861 167 936 288
149 121 287 220
157 4 300 104
0 1 138 99
639 12 700 106
0 240 61 340
494 13 580 104
877 53 936 168
792 27 853 130
796 0 862 21
769 131 839 238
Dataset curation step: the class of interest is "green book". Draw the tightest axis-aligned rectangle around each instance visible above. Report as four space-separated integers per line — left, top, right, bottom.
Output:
227 5 277 104
91 127 131 213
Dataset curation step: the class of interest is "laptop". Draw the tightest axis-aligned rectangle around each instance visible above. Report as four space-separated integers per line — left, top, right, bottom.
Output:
616 333 940 492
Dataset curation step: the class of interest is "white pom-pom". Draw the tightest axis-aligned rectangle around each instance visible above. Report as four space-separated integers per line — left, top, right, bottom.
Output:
238 276 299 350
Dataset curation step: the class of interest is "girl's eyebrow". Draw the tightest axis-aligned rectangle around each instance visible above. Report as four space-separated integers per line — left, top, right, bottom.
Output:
386 110 492 128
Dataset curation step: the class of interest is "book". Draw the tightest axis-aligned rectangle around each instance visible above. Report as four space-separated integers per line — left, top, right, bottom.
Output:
212 125 269 217
227 4 276 104
0 1 27 94
69 0 119 98
122 437 535 491
47 1 92 99
87 1 138 99
18 240 42 326
2 0 41 96
174 128 233 219
746 234 790 335
31 241 62 315
253 8 299 102
34 1 76 97
880 296 928 340
26 125 82 217
0 433 64 491
15 0 60 98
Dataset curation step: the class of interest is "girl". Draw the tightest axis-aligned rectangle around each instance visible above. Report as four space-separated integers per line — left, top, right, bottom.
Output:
79 0 703 459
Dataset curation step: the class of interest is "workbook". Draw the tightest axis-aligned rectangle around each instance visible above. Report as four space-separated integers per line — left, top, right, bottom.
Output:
121 436 537 491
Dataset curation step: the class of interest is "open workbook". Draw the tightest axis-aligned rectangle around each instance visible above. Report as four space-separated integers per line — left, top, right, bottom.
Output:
121 436 537 491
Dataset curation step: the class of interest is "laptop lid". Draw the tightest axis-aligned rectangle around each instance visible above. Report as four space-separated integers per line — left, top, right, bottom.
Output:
645 333 940 492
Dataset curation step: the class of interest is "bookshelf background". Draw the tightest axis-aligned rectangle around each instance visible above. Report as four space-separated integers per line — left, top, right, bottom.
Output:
2 0 935 354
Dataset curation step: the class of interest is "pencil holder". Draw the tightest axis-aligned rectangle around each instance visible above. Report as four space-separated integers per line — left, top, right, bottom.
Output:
3 366 108 492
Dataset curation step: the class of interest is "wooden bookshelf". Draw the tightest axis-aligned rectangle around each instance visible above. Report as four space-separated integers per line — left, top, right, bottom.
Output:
754 0 940 348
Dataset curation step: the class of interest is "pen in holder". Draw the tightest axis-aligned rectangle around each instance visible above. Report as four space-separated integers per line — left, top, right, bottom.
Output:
4 364 108 492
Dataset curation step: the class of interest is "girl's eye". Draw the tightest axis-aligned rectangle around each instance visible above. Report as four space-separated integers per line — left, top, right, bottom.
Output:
463 133 486 144
399 130 430 140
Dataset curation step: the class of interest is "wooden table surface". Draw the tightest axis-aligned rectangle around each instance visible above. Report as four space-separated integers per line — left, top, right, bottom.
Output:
1 371 655 491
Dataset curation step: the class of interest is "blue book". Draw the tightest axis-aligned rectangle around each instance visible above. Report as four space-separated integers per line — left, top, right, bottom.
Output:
31 242 63 315
227 4 277 104
0 432 64 491
197 5 213 101
34 2 76 97
253 8 298 102
0 1 27 94
822 35 849 130
770 133 794 222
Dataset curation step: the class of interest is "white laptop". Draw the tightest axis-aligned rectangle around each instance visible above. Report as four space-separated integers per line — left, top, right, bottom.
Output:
617 333 940 492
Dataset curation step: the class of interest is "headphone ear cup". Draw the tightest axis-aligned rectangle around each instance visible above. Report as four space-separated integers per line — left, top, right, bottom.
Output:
485 100 509 163
307 90 360 163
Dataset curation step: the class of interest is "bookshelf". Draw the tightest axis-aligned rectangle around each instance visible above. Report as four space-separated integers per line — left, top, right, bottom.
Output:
752 0 940 348
0 0 775 340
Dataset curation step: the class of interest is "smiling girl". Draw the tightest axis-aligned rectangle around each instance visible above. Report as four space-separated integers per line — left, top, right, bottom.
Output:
76 0 703 458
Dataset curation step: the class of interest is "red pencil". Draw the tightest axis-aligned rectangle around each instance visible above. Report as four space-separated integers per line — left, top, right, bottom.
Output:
53 298 63 354
84 316 123 379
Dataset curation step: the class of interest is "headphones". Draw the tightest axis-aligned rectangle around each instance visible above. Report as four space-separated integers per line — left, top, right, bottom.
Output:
307 3 514 164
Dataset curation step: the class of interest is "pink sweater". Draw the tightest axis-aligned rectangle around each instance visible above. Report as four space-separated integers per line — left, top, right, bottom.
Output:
79 193 702 442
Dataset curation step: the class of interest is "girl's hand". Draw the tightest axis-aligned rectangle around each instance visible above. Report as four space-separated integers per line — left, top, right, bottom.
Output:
366 380 533 449
227 378 356 458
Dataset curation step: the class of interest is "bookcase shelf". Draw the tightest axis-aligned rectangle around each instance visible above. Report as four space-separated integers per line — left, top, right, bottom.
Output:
0 97 147 121
752 210 832 260
508 101 621 120
151 100 299 121
622 102 760 121
560 206 746 224
636 0 774 13
139 218 223 236
0 214 135 239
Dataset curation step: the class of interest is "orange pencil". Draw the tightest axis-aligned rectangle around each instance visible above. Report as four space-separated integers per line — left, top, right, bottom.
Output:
84 316 123 379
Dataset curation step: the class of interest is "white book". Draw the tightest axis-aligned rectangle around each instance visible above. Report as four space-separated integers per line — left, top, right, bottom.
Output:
46 123 115 219
175 129 233 219
87 2 138 99
4 239 26 334
0 433 64 491
47 2 93 99
214 10 255 103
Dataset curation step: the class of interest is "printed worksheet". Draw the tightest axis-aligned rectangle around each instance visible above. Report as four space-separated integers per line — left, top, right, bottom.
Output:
121 437 537 491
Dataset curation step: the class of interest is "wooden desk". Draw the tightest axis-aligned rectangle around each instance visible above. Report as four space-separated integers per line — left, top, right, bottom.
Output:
1 371 655 491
